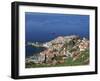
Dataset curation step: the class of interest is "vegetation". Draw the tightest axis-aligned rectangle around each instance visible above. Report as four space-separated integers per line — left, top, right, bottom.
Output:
26 35 89 68
26 49 89 68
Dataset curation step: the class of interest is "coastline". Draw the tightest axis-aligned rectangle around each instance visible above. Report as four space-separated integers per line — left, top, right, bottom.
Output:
25 35 89 68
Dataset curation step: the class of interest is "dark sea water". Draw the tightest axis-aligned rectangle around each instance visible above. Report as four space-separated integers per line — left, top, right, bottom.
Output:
25 12 89 57
26 45 46 57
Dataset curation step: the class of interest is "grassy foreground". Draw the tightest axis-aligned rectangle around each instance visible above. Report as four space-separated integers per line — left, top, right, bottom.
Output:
25 49 89 68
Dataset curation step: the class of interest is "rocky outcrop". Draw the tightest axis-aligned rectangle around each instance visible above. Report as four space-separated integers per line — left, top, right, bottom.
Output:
26 35 89 66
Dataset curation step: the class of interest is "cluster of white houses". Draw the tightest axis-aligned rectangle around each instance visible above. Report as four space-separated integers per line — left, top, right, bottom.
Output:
26 35 89 65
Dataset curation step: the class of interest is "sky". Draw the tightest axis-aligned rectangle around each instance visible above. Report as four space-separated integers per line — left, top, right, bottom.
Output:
25 12 89 43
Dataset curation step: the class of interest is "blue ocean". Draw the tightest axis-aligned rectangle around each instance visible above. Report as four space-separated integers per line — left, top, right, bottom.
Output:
25 12 89 57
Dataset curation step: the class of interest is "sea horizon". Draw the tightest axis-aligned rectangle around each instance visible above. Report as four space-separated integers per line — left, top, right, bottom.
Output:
25 12 89 57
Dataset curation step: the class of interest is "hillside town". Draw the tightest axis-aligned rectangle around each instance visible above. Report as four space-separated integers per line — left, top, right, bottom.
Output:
26 35 89 68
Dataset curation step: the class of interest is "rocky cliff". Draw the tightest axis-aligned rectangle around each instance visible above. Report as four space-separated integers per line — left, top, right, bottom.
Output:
26 35 89 68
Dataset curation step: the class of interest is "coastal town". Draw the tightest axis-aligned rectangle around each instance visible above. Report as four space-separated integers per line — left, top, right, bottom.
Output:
26 35 89 68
